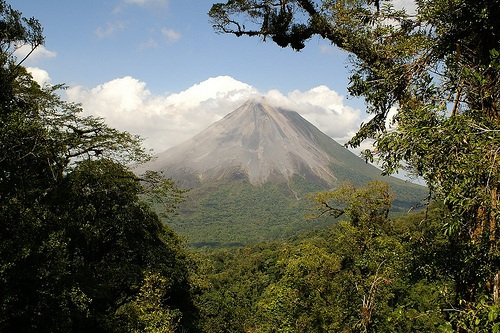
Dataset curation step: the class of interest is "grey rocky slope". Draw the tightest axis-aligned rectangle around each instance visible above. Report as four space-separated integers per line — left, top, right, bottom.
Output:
138 98 338 187
138 98 423 194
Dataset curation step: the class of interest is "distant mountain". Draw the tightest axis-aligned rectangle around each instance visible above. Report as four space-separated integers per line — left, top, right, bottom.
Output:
137 98 335 187
137 99 427 247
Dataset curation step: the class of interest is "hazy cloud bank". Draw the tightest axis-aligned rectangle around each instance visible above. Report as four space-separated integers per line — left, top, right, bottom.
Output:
65 75 365 154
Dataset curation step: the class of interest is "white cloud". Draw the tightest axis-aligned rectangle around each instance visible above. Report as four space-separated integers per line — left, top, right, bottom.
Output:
164 76 258 109
161 28 181 44
262 85 361 143
66 76 364 154
14 45 56 65
95 21 126 39
27 67 51 86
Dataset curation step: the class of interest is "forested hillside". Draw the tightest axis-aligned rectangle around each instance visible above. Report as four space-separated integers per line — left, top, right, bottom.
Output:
1 0 499 332
194 182 458 332
0 2 197 331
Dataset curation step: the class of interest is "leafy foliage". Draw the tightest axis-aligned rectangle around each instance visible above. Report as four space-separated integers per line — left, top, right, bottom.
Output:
209 0 500 324
169 178 329 248
0 2 198 331
115 272 183 333
169 173 425 248
195 182 456 332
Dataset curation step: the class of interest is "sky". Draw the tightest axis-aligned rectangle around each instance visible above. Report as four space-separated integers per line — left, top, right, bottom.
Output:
9 0 415 155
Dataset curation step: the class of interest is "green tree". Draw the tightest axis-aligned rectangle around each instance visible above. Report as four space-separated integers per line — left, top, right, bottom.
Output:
0 2 197 331
195 244 283 333
209 0 499 312
311 182 456 332
312 180 393 228
256 241 343 332
311 182 404 332
196 182 456 332
49 159 195 332
115 272 183 333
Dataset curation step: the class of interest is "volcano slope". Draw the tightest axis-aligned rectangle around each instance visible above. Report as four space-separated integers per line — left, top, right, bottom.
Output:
137 99 427 247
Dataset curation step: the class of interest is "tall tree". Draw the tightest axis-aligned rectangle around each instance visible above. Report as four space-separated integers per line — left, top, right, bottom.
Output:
0 1 197 331
209 0 500 306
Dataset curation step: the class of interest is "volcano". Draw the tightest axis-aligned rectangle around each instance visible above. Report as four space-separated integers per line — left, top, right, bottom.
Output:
140 99 388 187
137 99 427 247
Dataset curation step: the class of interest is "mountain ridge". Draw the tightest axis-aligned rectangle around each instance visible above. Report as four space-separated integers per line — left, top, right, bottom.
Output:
138 98 422 192
137 99 427 247
139 98 359 187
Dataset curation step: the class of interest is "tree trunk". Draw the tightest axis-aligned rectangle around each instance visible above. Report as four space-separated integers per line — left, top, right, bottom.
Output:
494 272 500 303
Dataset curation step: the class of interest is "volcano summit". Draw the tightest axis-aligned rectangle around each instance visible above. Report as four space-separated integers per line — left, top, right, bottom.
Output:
137 99 426 247
140 99 384 187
